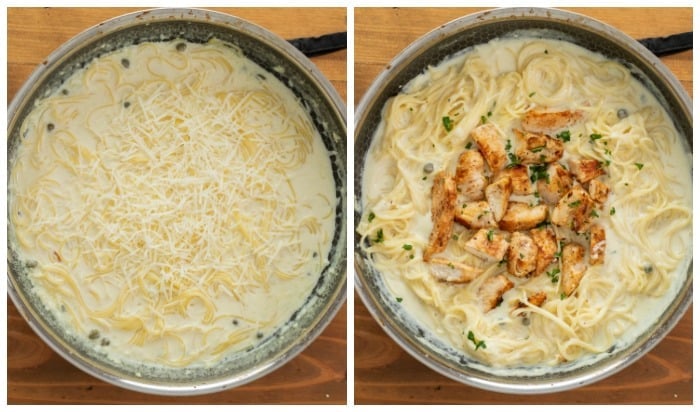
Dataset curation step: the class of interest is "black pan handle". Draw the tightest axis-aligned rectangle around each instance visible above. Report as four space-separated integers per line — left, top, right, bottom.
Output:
638 31 692 57
287 32 347 57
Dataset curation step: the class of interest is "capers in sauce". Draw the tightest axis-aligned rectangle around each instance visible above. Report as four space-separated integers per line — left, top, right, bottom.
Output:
423 163 434 174
617 108 629 119
121 58 130 69
176 42 187 52
88 329 100 340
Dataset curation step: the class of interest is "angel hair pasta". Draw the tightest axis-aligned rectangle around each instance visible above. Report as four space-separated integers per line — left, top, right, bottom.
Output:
358 36 691 367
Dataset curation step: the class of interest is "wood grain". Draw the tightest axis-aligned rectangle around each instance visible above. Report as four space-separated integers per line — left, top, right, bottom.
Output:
354 7 692 404
7 7 347 405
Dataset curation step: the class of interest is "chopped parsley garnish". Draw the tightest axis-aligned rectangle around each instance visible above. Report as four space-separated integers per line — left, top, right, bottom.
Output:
634 162 644 170
452 234 459 241
505 139 512 151
467 330 487 351
480 115 488 124
373 228 384 244
465 142 473 149
396 297 403 303
590 209 599 218
528 91 536 97
546 268 560 283
530 145 546 153
529 164 549 183
589 133 603 142
506 152 521 168
487 229 494 242
402 244 413 251
568 200 582 208
560 293 567 300
610 207 616 216
368 212 376 222
442 116 454 132
556 130 571 142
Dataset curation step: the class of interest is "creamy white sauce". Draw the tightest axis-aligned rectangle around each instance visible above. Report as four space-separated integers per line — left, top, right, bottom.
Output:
10 39 336 368
361 36 692 372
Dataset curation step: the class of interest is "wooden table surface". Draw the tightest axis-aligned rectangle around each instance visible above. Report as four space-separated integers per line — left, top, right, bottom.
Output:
7 7 347 405
354 7 692 404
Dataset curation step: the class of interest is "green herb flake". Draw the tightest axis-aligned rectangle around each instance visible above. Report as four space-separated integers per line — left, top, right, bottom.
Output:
529 164 549 183
528 91 536 98
556 130 571 142
589 133 603 142
560 293 567 300
610 207 616 216
546 268 560 283
409 254 415 259
505 139 512 151
480 115 488 124
506 152 521 168
442 116 454 132
487 229 494 242
634 162 644 170
590 209 599 218
568 200 582 208
396 297 404 303
465 142 473 149
402 244 413 251
368 212 376 222
373 228 384 244
467 330 487 351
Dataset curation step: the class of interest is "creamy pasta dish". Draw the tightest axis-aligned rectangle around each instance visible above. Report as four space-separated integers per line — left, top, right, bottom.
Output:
358 37 692 367
9 39 336 367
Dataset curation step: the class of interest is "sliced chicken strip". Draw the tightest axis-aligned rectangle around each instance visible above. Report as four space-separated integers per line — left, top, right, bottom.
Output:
424 171 457 261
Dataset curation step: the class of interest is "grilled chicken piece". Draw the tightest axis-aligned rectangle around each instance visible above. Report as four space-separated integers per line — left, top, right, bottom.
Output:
507 231 538 277
551 183 595 233
428 258 483 283
479 274 514 311
587 178 610 204
589 224 606 265
568 158 605 183
499 202 548 231
485 175 512 222
424 171 457 261
454 201 497 229
470 123 507 172
455 150 488 202
521 109 583 134
537 163 573 205
530 226 557 275
516 291 548 313
496 165 532 195
561 242 587 296
527 291 547 307
522 110 583 134
514 129 564 164
463 228 509 262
